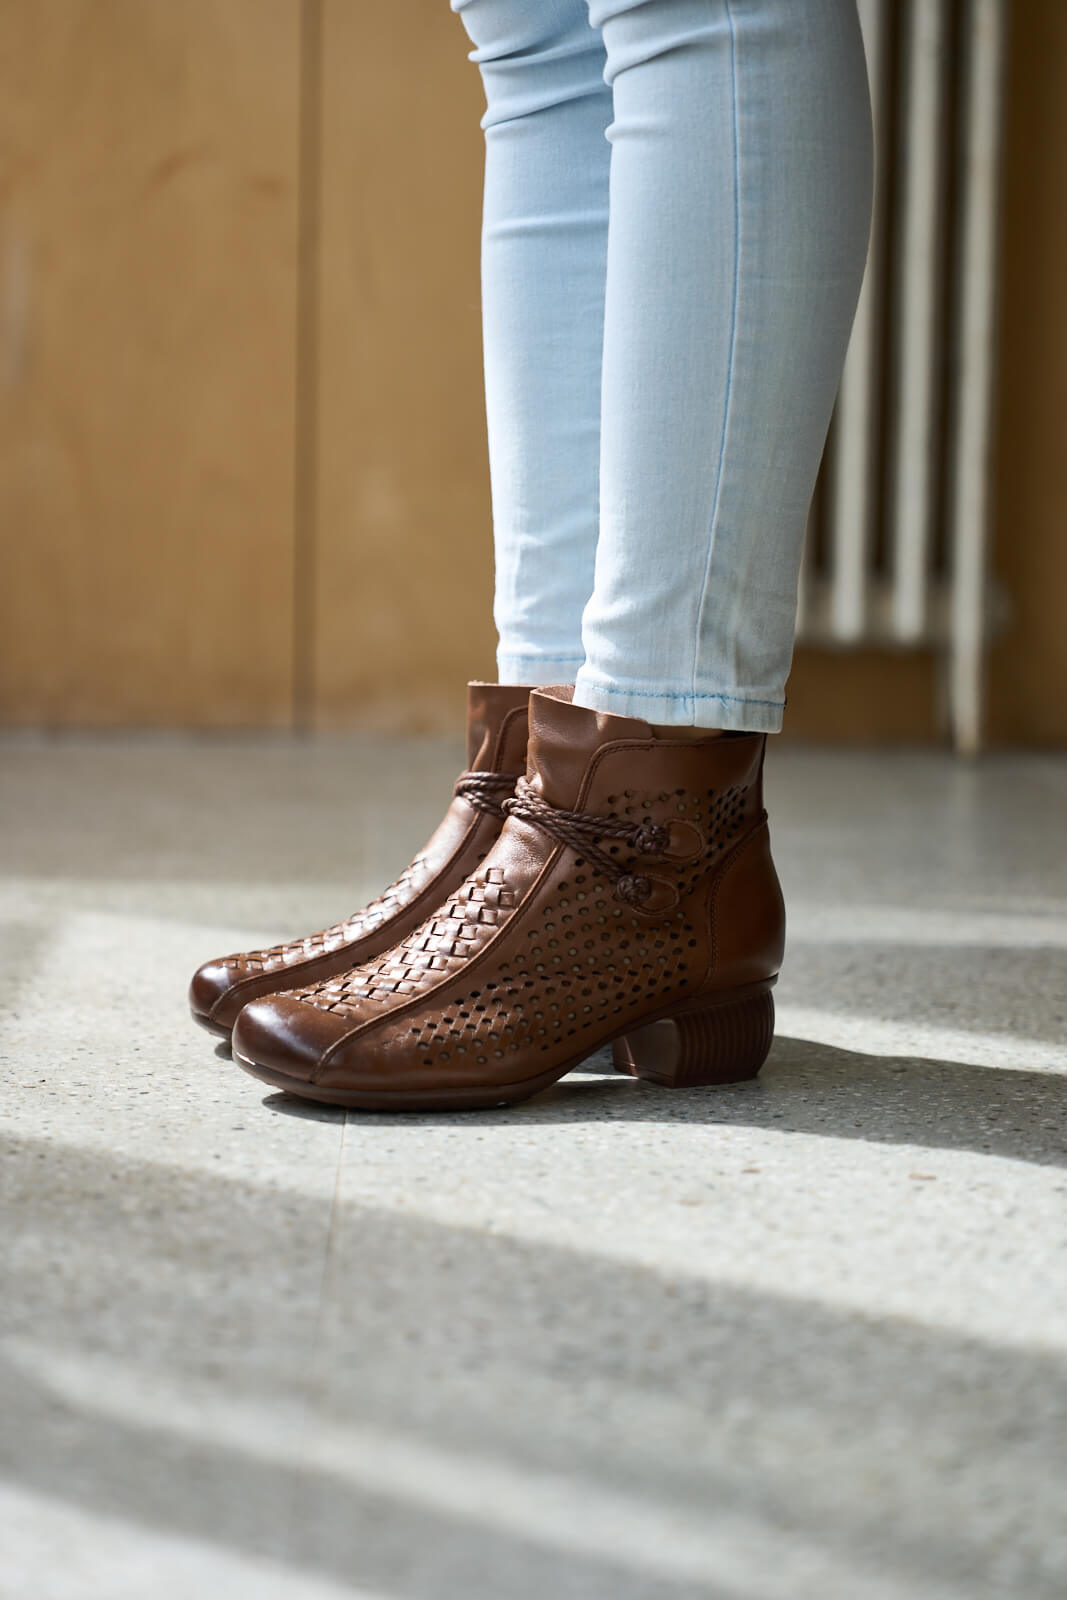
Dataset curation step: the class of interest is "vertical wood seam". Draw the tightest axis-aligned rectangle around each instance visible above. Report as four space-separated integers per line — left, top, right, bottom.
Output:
292 0 323 731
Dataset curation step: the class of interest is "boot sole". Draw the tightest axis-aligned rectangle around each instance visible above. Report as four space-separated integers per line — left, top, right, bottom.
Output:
231 978 776 1111
190 1007 234 1042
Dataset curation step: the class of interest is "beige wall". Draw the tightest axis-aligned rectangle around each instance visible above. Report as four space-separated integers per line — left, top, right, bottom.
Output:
310 4 496 732
986 0 1067 744
0 0 302 727
1 1 1063 742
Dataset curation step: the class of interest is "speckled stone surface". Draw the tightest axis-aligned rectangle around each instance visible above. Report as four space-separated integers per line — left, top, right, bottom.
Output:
1 734 1065 1599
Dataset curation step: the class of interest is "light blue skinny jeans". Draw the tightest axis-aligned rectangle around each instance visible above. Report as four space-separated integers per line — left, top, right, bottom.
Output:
450 0 873 730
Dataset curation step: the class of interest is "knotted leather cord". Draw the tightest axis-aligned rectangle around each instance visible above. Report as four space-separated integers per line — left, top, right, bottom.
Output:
502 775 670 905
453 769 524 819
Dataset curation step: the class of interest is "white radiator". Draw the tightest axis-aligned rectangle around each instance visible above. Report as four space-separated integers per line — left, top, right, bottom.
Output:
795 0 1008 752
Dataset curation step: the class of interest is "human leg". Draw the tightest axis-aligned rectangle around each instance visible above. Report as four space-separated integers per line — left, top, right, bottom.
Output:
228 1 873 1103
573 0 874 730
449 0 612 685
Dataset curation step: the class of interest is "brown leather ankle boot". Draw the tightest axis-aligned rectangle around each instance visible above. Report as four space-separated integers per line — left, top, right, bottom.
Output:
188 683 530 1039
231 686 786 1108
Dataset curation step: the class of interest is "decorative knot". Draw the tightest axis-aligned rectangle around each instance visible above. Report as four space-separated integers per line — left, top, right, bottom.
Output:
502 776 672 912
615 874 652 905
631 822 670 855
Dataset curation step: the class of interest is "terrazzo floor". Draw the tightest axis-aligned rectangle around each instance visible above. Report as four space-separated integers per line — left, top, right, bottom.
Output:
2 733 1065 1599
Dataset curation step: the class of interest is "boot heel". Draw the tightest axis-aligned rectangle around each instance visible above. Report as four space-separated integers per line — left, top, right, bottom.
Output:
612 986 775 1088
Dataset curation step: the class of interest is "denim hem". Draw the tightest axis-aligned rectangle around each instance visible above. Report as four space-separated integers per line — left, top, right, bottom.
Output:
496 656 584 687
572 676 785 734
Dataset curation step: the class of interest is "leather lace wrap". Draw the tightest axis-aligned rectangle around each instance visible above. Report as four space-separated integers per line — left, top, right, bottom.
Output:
502 775 669 904
453 769 523 819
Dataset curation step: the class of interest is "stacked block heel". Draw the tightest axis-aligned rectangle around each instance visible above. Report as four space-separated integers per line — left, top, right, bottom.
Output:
613 983 775 1087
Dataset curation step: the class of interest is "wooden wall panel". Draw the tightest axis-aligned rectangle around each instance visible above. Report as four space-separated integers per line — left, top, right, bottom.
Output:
987 0 1067 745
1 1 1063 742
0 0 300 726
312 1 496 733
782 650 940 743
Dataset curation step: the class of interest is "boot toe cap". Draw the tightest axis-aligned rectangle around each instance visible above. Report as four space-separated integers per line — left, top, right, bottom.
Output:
189 959 236 1026
232 994 349 1085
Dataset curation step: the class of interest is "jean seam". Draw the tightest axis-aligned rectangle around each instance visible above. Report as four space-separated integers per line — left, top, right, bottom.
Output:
691 0 740 704
498 654 586 665
577 682 783 709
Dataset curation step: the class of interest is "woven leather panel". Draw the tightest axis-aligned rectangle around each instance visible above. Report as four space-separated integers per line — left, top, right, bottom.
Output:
292 862 519 1017
220 849 441 980
404 782 753 1068
295 781 752 1046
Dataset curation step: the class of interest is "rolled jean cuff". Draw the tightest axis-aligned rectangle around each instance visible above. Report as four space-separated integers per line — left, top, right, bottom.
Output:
571 671 785 734
496 654 584 687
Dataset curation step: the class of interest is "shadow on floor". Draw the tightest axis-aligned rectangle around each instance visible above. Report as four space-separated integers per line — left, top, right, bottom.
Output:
3 1130 1065 1600
259 1033 1067 1170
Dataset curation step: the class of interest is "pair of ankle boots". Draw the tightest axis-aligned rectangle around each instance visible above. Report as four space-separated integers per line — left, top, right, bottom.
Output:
189 682 785 1110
